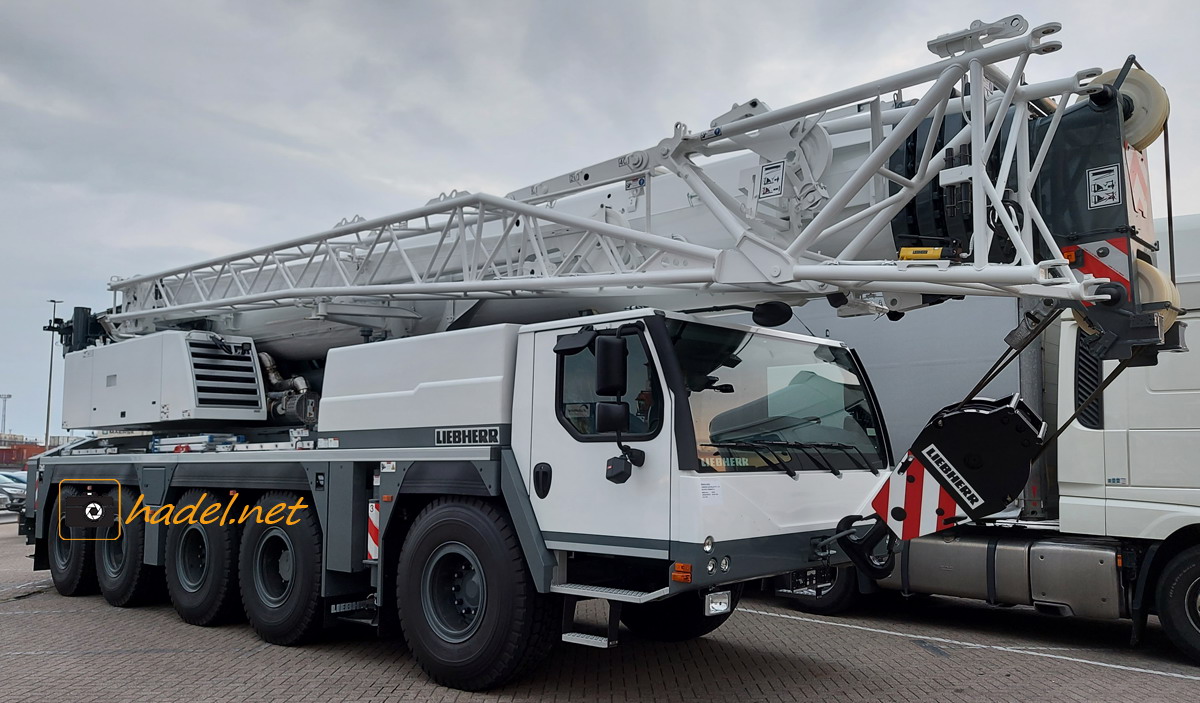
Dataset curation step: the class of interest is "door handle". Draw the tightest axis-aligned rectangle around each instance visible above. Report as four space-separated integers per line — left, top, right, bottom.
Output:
533 462 553 499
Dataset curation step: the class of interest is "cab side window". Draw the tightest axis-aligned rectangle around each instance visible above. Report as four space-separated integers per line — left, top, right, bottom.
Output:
557 333 663 440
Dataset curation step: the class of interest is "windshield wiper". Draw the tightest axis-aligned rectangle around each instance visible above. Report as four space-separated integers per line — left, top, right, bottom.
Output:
756 440 880 476
755 441 840 477
701 441 797 478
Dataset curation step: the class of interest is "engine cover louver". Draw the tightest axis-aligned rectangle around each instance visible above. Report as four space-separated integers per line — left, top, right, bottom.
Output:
188 340 263 409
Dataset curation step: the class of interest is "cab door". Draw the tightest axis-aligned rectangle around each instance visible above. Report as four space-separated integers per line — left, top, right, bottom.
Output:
527 323 674 558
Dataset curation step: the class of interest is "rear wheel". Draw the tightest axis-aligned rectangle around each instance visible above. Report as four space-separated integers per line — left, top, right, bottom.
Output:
48 487 99 596
165 489 243 625
620 584 743 642
95 486 161 606
1156 546 1200 663
397 498 558 691
239 491 323 645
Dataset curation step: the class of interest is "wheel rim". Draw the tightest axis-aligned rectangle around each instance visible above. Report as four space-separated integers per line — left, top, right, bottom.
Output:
100 524 125 578
1185 577 1200 635
420 542 486 643
51 510 71 571
253 527 295 608
177 524 210 593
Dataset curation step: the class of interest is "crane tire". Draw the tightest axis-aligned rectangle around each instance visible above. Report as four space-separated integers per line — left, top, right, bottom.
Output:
95 486 162 607
165 489 243 625
239 491 324 645
398 497 558 691
48 486 100 597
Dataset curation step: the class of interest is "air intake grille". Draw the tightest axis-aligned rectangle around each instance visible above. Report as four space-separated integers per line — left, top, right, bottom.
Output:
188 340 262 408
1074 333 1104 430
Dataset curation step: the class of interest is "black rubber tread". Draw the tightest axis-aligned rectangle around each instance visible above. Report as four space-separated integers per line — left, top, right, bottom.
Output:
620 583 744 642
781 565 859 616
47 486 99 597
164 489 244 626
95 485 163 607
1156 545 1200 664
239 491 324 645
397 497 559 691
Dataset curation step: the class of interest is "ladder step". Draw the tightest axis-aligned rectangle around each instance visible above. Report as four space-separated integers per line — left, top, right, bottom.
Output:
562 632 617 648
550 583 670 603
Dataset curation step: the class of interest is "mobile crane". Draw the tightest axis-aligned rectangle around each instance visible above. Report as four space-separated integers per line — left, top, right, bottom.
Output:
20 15 1185 690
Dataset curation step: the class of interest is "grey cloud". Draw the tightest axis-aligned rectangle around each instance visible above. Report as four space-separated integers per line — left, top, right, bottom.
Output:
0 0 1197 436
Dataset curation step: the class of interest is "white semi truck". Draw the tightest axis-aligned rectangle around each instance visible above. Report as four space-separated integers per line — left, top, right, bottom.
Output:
19 15 1186 689
782 215 1200 664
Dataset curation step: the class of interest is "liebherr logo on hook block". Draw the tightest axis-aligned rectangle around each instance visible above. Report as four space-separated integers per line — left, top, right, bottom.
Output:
920 444 983 509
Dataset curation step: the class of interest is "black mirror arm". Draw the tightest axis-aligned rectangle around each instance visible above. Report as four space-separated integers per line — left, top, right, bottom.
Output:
613 429 645 467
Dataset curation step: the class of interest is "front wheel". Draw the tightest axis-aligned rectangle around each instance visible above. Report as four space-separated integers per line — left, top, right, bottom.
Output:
397 498 558 691
1156 545 1200 663
620 584 743 642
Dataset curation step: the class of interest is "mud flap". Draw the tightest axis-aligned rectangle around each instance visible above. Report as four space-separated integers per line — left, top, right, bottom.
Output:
837 395 1044 577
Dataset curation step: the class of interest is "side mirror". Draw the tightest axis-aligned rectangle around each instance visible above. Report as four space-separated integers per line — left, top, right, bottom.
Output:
595 401 630 434
594 335 628 397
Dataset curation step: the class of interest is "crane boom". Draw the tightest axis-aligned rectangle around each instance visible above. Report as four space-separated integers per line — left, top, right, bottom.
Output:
100 15 1178 361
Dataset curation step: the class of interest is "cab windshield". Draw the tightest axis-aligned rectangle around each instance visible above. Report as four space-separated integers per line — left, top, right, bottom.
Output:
665 320 887 475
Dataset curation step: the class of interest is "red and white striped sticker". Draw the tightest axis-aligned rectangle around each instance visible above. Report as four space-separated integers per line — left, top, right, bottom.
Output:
366 500 380 560
869 452 966 541
1066 237 1132 307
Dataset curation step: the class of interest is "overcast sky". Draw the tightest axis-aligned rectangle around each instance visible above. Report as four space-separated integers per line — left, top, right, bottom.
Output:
1 0 1196 439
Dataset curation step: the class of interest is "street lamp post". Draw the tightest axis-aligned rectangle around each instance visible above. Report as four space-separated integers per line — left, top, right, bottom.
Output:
44 300 63 450
0 394 10 439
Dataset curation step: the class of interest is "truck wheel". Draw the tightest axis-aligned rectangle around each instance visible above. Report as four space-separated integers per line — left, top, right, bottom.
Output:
782 565 859 616
620 584 743 642
165 489 243 625
397 498 558 691
48 487 99 596
95 486 161 607
239 491 323 645
1156 545 1200 663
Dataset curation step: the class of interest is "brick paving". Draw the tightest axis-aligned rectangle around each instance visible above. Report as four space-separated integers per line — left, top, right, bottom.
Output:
2 517 1197 702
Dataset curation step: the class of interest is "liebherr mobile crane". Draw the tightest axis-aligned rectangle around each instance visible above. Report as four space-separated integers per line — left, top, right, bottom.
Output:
20 15 1185 690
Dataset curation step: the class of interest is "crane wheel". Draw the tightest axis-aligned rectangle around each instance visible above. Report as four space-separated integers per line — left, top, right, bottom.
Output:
397 497 558 691
239 491 324 645
95 486 162 607
165 489 243 625
620 583 743 641
1156 545 1200 664
48 486 99 597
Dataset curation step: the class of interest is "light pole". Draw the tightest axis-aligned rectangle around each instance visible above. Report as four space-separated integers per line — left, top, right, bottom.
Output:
44 300 63 449
0 394 10 439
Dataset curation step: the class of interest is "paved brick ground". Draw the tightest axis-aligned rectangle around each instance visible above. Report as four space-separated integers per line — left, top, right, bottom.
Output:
2 517 1198 702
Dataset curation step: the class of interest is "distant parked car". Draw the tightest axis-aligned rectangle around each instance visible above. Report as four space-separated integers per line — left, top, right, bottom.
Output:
0 470 28 484
0 475 25 512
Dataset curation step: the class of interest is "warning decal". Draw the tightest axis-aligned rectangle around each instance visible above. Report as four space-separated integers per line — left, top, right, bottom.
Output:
758 161 786 200
1087 163 1121 210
